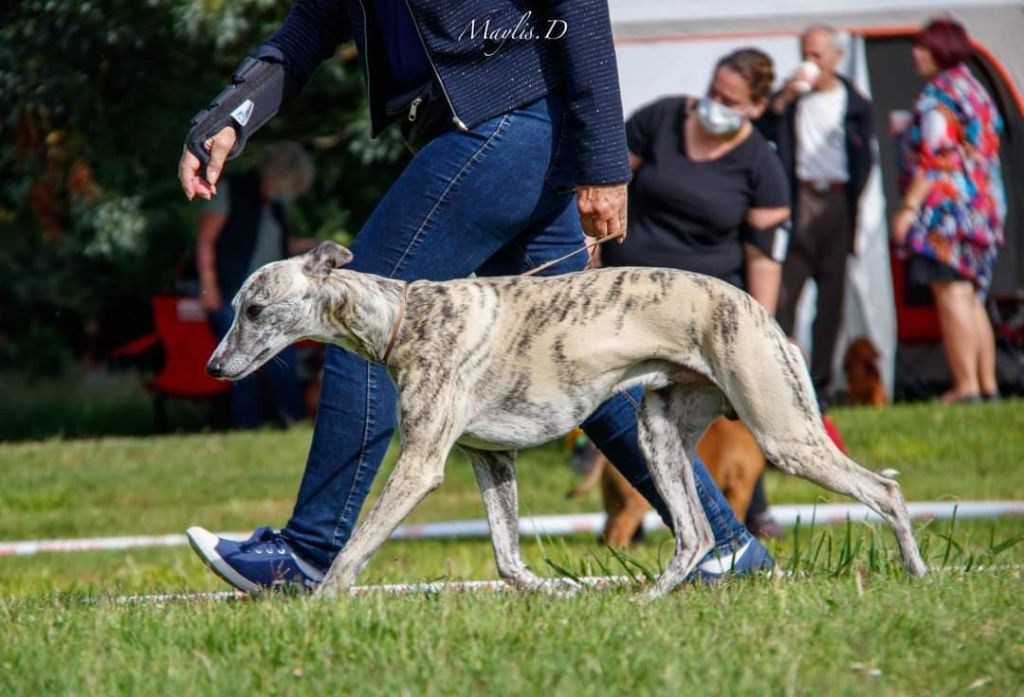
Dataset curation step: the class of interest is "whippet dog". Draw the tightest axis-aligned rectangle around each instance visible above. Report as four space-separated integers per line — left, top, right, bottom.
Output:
206 241 928 598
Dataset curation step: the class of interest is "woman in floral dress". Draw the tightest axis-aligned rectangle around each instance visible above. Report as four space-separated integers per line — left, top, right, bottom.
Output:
892 18 1006 403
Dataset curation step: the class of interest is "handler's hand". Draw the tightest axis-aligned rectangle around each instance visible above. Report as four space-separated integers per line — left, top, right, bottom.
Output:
576 183 627 242
179 126 237 201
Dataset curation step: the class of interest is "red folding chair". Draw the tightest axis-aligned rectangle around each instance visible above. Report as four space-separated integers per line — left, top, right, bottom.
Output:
889 244 942 343
113 296 229 430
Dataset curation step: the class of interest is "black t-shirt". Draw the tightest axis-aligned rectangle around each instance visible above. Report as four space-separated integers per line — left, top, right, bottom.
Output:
603 96 789 287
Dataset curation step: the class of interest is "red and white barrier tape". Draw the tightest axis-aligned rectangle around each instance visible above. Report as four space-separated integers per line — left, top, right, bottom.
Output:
2 500 1021 558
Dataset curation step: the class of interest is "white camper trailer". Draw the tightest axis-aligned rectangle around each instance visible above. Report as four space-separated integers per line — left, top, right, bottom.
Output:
608 0 1024 399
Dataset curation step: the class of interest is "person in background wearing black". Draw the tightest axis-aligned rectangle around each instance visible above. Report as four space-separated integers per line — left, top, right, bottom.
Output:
757 25 874 397
196 141 316 428
602 48 791 538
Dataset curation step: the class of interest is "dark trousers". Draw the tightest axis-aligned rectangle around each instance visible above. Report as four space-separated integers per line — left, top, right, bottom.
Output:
777 187 851 391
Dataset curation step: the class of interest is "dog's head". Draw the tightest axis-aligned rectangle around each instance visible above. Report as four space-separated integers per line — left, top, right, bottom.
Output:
206 241 354 380
843 337 881 380
843 336 888 406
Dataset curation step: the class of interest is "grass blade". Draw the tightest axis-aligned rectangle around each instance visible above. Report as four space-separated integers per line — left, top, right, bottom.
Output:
943 505 959 568
989 533 1024 557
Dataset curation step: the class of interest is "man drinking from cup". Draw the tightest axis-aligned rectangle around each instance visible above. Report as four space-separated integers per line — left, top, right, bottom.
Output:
757 24 875 398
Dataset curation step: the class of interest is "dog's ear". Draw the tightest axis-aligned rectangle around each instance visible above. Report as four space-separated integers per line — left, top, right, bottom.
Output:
303 240 354 277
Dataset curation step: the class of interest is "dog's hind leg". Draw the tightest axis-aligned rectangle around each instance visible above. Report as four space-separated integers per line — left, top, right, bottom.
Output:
725 333 926 577
758 432 927 578
638 386 721 599
464 447 564 593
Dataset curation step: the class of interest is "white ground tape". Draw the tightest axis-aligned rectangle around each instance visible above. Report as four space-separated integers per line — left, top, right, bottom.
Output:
112 576 634 604
2 500 1022 558
109 565 1023 605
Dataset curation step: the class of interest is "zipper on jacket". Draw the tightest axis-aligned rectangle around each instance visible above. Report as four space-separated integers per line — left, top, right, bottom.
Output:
356 0 376 121
403 0 469 131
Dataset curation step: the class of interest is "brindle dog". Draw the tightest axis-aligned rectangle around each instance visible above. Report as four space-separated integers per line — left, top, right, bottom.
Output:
206 241 927 599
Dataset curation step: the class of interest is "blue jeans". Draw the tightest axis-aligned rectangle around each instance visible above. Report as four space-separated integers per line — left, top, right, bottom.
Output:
280 94 751 570
208 305 304 429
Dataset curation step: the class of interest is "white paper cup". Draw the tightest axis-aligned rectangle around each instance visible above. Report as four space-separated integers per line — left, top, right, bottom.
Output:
792 60 822 94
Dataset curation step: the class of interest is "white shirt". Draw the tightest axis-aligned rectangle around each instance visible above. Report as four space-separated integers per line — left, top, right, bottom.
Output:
796 84 849 183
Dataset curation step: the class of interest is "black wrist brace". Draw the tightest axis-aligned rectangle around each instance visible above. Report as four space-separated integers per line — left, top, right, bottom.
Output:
185 52 286 172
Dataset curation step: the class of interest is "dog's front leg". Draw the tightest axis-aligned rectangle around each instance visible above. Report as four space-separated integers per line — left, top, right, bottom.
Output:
464 447 575 594
317 443 452 598
317 380 461 598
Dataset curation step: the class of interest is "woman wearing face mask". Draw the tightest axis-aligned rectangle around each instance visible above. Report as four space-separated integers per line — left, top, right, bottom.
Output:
196 140 317 428
603 48 790 308
602 48 791 537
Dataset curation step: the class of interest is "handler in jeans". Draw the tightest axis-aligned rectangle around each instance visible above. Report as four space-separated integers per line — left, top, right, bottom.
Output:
178 0 772 591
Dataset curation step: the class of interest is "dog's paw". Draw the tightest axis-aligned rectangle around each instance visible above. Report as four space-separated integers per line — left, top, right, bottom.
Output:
315 569 358 599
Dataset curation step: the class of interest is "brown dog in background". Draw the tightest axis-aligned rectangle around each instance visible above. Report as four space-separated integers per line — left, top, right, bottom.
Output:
567 418 766 547
843 337 887 407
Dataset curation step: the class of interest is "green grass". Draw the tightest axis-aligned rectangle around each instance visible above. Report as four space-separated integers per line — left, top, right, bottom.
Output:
2 570 1022 696
0 371 213 442
1 400 1023 695
2 400 1022 541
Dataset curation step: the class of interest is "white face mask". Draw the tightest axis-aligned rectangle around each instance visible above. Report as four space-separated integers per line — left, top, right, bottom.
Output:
697 96 746 136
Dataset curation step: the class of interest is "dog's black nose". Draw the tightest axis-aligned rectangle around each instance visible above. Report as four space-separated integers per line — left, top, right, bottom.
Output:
206 360 225 378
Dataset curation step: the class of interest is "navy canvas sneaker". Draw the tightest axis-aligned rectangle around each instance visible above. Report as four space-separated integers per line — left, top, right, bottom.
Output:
692 536 774 583
186 526 325 594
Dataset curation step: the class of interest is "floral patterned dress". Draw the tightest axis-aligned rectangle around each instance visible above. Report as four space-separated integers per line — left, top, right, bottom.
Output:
898 64 1006 294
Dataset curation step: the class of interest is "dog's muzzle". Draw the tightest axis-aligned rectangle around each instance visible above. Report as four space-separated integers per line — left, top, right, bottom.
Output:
206 358 226 379
206 345 273 380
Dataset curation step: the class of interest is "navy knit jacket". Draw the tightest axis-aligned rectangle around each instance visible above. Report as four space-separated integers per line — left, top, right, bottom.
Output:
261 0 631 185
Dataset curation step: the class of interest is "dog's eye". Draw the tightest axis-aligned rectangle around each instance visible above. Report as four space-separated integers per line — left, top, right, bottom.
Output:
245 304 264 321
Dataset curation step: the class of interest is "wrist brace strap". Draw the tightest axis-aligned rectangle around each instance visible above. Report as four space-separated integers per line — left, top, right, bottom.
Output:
185 53 286 172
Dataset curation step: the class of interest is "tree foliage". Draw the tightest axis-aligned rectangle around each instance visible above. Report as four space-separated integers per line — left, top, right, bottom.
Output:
0 0 408 375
